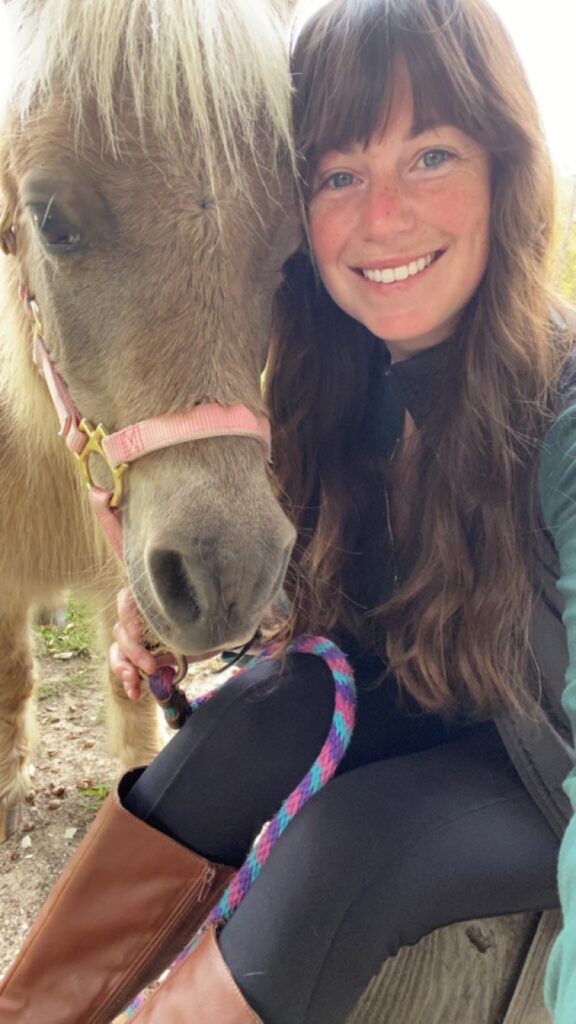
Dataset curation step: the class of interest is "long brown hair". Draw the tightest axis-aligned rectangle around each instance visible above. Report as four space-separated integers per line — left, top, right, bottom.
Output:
266 0 573 717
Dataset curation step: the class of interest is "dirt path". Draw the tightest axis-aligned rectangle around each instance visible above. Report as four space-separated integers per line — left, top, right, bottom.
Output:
0 650 223 978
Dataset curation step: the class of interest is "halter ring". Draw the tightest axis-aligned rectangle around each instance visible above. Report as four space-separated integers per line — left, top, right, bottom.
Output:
75 420 129 508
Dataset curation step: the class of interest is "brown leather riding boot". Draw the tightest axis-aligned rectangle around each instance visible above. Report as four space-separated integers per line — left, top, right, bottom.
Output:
0 769 234 1024
130 926 262 1022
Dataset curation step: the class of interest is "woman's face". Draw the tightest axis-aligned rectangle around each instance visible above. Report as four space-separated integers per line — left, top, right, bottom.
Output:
308 64 491 362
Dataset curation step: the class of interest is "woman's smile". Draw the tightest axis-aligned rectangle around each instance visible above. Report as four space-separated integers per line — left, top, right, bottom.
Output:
354 249 443 284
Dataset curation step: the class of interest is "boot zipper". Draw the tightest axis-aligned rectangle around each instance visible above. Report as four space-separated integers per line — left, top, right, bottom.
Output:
197 863 217 903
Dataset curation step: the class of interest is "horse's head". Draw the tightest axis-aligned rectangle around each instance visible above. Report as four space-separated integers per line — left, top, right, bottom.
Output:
0 0 301 653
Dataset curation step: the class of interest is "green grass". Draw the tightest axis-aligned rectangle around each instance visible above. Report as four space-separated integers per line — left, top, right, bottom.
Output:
82 784 112 813
36 599 96 658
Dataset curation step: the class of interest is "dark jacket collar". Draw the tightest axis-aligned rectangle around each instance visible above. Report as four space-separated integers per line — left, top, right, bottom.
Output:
364 335 459 456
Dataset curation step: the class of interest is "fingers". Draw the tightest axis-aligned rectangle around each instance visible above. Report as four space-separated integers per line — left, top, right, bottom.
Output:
110 587 158 699
110 640 143 700
112 617 158 677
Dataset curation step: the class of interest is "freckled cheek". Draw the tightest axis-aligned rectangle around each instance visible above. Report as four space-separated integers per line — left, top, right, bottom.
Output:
309 207 354 267
428 184 491 249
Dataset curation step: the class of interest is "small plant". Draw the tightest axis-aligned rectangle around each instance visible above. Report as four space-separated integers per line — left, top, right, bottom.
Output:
82 784 112 813
36 599 96 658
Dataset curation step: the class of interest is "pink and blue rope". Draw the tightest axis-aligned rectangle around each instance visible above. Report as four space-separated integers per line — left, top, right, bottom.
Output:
120 634 356 1020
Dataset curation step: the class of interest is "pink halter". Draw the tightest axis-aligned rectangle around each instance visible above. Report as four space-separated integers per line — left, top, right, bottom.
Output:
1 221 271 561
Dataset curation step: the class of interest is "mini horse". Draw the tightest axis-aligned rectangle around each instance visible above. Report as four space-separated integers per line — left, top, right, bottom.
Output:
0 0 299 839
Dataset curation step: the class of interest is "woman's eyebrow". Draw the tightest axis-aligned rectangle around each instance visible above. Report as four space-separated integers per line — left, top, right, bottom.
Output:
407 119 447 140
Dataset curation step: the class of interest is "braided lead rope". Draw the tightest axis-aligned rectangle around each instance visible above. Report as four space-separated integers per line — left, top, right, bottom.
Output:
147 663 192 730
119 635 356 1020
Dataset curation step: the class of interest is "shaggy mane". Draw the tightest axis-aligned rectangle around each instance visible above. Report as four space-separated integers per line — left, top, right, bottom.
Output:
4 0 294 190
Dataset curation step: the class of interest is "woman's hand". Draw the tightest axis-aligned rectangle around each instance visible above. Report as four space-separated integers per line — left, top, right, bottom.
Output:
110 588 177 700
110 587 222 700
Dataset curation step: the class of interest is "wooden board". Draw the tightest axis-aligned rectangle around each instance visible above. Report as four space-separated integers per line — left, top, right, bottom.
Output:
347 911 558 1024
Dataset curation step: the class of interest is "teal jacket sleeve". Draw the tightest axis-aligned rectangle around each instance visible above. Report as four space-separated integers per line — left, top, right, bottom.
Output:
539 404 576 1022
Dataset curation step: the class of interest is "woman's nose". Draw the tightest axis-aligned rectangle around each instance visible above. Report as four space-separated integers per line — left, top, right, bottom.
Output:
360 180 416 236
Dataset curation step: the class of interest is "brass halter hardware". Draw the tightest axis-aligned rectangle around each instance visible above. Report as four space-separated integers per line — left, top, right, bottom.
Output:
75 420 128 509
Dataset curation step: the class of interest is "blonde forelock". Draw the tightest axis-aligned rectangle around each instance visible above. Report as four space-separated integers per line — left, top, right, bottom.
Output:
5 0 295 191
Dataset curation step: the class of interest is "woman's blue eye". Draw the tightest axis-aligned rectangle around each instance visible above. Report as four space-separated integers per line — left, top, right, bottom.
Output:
420 149 453 169
325 171 356 189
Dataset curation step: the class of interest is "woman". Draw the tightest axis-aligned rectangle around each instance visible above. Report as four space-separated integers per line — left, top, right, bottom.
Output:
2 0 575 1021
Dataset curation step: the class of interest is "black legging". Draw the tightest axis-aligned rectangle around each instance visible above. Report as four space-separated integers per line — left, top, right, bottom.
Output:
125 653 559 1024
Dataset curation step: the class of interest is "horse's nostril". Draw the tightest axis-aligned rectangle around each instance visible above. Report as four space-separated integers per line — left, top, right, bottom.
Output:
148 549 201 623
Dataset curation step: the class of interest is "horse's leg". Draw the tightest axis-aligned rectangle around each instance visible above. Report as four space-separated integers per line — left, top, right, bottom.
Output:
107 666 167 771
0 609 37 841
96 601 167 773
0 594 165 842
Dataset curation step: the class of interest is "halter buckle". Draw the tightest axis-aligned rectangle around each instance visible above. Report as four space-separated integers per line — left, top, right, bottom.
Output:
75 420 128 508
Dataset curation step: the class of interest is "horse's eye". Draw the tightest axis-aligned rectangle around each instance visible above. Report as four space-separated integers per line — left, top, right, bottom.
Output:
29 203 83 253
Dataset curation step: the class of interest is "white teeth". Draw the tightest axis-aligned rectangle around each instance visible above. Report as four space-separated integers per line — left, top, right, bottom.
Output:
362 252 436 284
